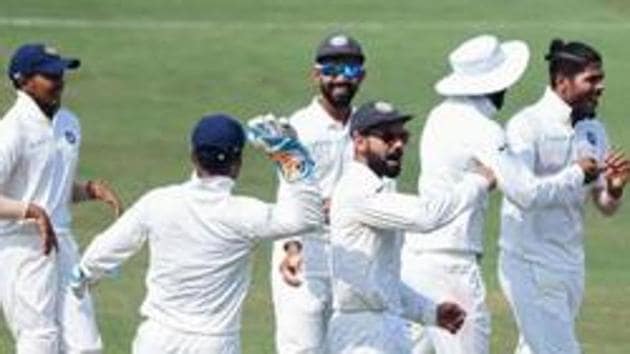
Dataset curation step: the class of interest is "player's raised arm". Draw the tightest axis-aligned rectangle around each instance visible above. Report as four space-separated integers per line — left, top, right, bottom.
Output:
244 115 324 240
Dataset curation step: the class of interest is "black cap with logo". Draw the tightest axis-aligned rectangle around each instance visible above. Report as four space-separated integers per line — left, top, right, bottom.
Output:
315 33 365 64
350 101 413 134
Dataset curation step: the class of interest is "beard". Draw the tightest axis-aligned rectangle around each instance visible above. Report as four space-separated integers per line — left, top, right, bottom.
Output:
571 100 597 126
365 149 403 178
321 82 357 108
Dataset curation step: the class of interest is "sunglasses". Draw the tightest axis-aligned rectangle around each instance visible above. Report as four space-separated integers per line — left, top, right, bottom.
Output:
364 129 410 145
316 62 365 79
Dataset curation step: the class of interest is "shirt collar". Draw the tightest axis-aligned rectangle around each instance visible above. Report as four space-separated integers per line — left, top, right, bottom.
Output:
539 86 573 127
187 174 235 194
460 95 498 118
347 160 385 193
311 96 351 132
16 90 51 125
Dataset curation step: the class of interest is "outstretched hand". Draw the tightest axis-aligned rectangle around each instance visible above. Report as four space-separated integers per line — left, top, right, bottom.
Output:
87 180 124 217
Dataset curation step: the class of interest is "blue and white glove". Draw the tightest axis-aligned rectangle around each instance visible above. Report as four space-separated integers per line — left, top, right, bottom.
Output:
247 114 315 183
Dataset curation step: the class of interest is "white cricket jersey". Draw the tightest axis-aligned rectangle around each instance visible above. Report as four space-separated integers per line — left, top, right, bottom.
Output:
0 91 81 236
330 161 489 323
80 176 323 335
500 87 612 270
275 97 353 277
405 95 586 255
404 97 500 254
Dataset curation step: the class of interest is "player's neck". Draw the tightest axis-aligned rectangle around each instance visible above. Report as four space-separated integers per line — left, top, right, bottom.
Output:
319 97 351 125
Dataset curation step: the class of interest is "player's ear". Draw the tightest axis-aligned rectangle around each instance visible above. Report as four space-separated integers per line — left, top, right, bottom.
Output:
352 131 367 154
190 151 201 169
229 156 243 180
310 66 320 83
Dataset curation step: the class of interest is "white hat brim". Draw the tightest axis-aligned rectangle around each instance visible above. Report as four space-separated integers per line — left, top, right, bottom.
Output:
435 41 530 96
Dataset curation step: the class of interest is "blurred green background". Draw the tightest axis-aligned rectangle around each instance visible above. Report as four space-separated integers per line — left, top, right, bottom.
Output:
0 0 628 352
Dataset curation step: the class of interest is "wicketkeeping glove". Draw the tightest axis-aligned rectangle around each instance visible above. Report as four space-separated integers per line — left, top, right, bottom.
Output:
247 114 315 183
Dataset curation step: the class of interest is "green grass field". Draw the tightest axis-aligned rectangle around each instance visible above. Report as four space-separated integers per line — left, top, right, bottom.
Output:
1 0 629 352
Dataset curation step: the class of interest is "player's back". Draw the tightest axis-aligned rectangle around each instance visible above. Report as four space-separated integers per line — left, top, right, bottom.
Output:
407 97 502 254
138 176 270 335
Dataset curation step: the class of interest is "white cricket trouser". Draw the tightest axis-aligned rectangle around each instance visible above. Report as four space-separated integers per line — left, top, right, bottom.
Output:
132 319 240 354
57 234 102 354
498 251 583 354
400 250 490 354
0 234 59 354
326 311 412 354
271 243 331 354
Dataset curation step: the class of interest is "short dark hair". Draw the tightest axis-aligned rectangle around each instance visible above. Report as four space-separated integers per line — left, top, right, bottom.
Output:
546 39 602 87
10 74 30 89
194 145 241 176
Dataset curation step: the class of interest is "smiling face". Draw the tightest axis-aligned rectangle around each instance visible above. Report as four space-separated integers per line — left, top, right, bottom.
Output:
313 56 365 109
353 121 409 178
20 72 65 117
560 62 605 117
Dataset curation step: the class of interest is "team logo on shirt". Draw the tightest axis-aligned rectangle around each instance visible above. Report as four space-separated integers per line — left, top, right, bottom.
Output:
65 130 77 145
586 131 597 146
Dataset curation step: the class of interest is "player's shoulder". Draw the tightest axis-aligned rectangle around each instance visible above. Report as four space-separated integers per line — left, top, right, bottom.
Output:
0 105 22 142
507 104 537 133
53 107 82 140
137 184 183 206
288 98 331 138
54 107 80 127
582 117 607 131
0 100 23 128
229 194 268 213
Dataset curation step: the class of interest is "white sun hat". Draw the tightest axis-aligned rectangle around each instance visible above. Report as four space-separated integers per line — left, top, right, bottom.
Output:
435 34 530 96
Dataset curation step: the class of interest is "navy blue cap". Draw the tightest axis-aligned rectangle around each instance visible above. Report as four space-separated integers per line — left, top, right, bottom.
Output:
315 33 365 64
350 100 413 134
8 43 81 81
191 114 246 165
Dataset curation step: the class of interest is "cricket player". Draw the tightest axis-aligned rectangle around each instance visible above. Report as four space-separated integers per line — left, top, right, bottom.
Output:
400 34 602 354
499 39 630 354
271 32 365 354
71 114 324 354
327 100 497 354
0 43 121 354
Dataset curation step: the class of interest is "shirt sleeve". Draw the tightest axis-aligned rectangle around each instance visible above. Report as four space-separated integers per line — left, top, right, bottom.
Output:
399 281 438 325
479 117 585 210
0 195 27 219
246 181 324 241
0 122 20 186
80 195 149 280
349 175 488 233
